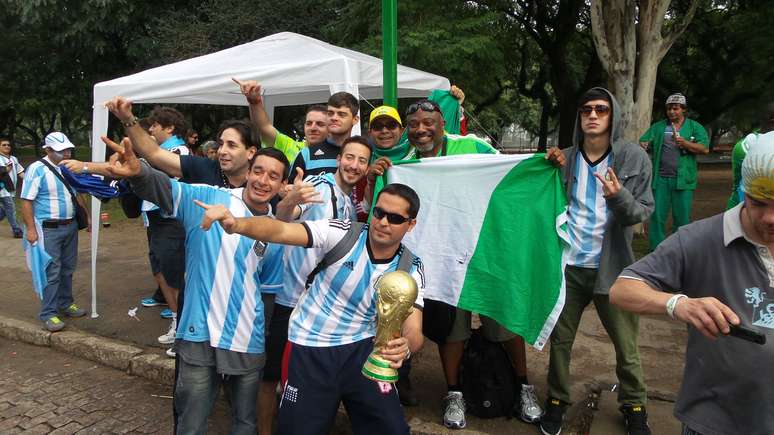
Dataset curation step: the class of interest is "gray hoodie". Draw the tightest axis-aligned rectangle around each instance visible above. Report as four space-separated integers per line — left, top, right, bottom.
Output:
561 87 654 294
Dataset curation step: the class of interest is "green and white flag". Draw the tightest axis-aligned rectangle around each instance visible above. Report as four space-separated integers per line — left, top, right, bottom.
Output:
385 153 569 350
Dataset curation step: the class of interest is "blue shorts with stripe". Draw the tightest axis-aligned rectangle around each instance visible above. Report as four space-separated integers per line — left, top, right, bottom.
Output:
278 338 409 435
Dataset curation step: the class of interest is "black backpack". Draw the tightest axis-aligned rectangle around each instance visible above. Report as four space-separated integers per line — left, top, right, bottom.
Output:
460 328 516 418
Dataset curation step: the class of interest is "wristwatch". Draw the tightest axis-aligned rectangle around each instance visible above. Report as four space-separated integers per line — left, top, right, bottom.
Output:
82 165 89 174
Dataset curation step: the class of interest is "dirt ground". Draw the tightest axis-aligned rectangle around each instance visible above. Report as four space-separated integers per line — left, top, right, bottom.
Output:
0 164 733 433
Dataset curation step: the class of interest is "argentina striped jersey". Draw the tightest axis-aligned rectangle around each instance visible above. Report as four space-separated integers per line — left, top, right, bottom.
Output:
567 150 612 268
20 158 75 220
277 174 356 308
289 219 426 348
167 179 283 354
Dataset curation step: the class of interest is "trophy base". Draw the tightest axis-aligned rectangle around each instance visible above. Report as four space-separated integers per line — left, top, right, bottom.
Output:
361 352 398 383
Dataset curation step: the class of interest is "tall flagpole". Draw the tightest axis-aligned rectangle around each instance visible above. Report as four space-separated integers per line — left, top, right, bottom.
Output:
382 0 398 107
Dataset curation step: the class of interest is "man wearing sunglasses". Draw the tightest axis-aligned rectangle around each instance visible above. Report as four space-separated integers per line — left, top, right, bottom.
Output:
639 93 709 251
196 183 426 435
542 87 654 435
394 98 546 429
257 136 371 435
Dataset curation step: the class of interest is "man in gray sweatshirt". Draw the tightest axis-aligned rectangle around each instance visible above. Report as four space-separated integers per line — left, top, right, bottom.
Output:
542 87 654 435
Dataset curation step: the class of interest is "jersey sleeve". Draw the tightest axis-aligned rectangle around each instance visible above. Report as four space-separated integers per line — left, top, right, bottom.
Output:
19 164 42 200
271 131 305 163
301 219 350 252
619 230 685 295
409 256 427 308
258 242 284 294
168 179 221 230
13 157 24 174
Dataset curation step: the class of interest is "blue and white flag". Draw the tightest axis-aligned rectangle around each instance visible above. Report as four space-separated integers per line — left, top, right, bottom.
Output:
23 220 51 299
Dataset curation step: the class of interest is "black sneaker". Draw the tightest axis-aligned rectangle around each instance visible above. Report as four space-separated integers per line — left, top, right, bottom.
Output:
539 398 566 435
620 404 651 435
396 376 419 407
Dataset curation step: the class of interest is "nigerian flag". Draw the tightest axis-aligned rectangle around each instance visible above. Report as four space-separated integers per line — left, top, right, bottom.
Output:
385 153 569 350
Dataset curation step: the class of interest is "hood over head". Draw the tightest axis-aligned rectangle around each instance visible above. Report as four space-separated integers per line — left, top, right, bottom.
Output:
572 87 624 150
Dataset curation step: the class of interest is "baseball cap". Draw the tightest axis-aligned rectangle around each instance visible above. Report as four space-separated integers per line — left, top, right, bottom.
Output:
43 132 76 151
666 93 687 106
742 131 774 200
369 106 402 126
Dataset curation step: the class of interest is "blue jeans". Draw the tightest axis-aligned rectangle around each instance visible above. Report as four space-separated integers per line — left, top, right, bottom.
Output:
175 359 262 435
40 221 78 321
0 196 21 233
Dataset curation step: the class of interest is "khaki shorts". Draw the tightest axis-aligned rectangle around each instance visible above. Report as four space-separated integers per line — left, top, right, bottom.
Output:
446 307 516 343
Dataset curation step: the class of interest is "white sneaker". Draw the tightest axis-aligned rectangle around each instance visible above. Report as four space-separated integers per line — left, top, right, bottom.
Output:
519 384 545 423
158 319 176 345
166 347 176 358
442 391 466 429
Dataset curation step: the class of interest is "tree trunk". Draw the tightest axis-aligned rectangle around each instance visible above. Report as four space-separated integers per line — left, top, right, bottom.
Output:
591 0 699 143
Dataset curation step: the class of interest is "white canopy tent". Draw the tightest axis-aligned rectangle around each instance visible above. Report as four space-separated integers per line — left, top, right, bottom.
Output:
88 31 450 317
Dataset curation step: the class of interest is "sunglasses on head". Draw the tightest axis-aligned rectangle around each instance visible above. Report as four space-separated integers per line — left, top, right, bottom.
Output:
406 101 441 116
578 105 611 117
372 206 411 224
370 119 400 131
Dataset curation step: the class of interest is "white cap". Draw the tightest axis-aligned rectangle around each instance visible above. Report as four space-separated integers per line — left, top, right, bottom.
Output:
742 131 774 200
43 132 75 151
666 93 687 106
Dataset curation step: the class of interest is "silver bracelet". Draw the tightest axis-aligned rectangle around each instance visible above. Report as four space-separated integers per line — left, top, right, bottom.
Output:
404 348 411 361
666 294 688 319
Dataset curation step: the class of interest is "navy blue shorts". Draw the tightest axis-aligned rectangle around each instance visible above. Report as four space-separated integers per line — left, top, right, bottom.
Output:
277 339 409 435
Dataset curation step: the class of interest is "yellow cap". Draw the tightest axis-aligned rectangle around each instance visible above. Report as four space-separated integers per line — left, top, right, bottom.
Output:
369 105 402 126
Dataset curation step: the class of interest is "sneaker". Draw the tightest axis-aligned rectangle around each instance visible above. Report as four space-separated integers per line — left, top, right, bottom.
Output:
620 404 651 435
44 316 66 332
160 308 174 319
62 303 87 318
539 398 566 435
165 347 176 358
442 391 466 429
141 297 167 307
396 376 419 407
13 230 23 239
517 384 544 423
158 319 177 345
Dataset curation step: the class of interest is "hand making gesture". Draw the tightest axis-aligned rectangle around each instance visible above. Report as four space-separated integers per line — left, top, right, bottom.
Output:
195 200 238 233
594 167 622 198
102 136 141 178
232 78 263 105
104 97 135 124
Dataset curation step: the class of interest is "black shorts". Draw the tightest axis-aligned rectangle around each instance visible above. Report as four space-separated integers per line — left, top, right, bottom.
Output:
263 303 293 382
146 211 186 291
277 339 409 435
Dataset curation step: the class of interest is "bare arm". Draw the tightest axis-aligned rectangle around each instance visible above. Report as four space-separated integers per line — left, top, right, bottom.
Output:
610 277 740 339
379 310 423 369
21 199 37 244
197 201 310 246
104 97 182 178
60 160 116 177
233 79 277 146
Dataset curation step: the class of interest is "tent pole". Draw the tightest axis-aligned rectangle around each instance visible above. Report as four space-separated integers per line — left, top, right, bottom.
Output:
382 0 398 107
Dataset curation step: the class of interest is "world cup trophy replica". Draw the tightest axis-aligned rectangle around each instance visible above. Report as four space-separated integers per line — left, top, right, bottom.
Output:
361 270 418 383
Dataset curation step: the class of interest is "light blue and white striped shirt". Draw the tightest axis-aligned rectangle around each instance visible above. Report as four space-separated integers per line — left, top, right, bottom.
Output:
0 154 24 198
141 137 189 226
567 150 612 268
167 179 283 354
289 219 426 348
277 173 356 308
20 157 75 221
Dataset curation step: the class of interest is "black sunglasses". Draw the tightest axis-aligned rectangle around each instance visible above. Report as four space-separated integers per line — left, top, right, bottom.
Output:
370 119 400 131
372 206 411 225
578 105 611 117
406 100 441 116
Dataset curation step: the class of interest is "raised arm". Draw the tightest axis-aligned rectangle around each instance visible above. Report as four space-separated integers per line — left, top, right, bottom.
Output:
233 78 277 147
196 201 310 247
104 97 183 178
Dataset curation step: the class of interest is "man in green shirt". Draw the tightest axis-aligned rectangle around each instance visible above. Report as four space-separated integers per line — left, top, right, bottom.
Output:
234 79 328 162
726 102 774 209
639 93 709 250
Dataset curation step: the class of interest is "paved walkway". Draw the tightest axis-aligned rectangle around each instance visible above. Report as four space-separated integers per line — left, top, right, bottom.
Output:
0 338 230 434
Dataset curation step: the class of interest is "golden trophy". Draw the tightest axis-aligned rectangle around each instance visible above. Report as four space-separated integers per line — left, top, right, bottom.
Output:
362 270 418 383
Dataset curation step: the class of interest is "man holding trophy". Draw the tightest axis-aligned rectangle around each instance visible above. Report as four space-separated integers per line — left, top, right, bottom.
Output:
197 183 426 435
